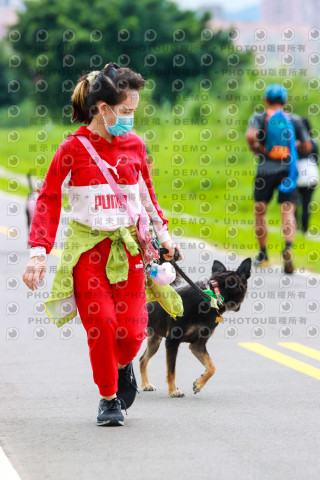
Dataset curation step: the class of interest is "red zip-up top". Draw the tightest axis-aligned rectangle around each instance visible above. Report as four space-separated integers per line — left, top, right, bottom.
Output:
28 126 171 255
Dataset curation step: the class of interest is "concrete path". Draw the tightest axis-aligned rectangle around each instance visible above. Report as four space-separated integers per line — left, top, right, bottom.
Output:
1 191 320 480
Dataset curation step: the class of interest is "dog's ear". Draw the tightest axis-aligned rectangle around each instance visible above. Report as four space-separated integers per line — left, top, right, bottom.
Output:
212 260 226 274
236 258 252 280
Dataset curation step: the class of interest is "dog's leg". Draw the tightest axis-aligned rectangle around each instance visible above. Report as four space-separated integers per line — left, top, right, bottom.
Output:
139 332 162 391
189 340 216 394
165 339 184 397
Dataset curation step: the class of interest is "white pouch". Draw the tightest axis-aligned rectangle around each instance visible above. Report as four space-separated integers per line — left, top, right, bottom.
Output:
297 159 319 188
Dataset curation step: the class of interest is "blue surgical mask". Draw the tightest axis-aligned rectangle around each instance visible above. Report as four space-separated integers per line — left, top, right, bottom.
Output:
103 104 134 136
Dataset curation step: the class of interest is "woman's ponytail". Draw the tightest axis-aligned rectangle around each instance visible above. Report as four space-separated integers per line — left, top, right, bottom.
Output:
71 74 91 124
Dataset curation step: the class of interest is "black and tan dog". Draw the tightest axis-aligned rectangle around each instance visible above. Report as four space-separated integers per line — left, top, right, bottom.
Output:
139 257 251 397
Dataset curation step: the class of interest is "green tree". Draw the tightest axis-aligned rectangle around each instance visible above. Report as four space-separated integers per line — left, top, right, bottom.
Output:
0 39 32 107
8 0 250 118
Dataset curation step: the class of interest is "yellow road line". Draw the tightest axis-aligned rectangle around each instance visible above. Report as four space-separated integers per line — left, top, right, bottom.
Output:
0 225 10 235
238 342 320 381
278 342 320 361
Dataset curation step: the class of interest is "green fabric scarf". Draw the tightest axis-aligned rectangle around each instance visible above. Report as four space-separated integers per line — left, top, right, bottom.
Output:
43 219 184 327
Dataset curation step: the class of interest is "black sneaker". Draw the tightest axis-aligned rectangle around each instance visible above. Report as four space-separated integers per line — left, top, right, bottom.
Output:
96 397 124 426
282 247 294 274
253 250 269 267
116 362 139 410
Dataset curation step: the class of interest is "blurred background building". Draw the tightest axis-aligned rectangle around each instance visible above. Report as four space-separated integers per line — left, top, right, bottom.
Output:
198 0 320 71
262 0 320 26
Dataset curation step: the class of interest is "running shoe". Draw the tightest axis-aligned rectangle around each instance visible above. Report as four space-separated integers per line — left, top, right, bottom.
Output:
282 247 294 274
96 397 124 426
253 251 270 267
117 362 139 410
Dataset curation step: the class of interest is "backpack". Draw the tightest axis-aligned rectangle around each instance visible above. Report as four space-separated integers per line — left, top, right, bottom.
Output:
258 109 298 193
258 109 294 160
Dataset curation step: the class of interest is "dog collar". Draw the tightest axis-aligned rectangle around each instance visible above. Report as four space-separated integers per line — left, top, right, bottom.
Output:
209 279 224 306
204 279 224 321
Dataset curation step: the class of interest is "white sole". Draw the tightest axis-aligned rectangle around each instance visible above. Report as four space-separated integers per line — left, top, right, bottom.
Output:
96 419 124 426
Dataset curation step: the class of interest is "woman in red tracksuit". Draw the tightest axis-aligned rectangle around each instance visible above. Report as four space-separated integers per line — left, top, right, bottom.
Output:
22 62 183 427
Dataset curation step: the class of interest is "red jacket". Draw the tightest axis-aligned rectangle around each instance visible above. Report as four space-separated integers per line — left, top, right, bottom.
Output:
28 126 171 255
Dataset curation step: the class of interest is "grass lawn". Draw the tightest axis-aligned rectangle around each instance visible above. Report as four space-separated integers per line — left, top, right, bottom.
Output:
1 113 319 273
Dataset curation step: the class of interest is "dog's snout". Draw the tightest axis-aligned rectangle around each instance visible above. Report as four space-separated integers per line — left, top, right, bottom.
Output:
225 301 241 312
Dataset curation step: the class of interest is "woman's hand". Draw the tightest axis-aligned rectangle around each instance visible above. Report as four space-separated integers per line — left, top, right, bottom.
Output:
161 240 184 262
22 256 47 291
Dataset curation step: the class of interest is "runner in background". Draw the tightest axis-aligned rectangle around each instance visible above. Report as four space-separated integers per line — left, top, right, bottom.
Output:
296 117 319 235
246 83 312 274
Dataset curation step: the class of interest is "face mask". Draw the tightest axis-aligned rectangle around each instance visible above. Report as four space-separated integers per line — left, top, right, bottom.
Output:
103 104 134 136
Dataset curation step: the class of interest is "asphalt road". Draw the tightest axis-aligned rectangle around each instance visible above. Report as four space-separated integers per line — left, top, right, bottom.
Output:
1 191 320 480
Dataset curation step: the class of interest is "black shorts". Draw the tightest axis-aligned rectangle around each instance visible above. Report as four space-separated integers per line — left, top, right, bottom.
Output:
254 171 299 204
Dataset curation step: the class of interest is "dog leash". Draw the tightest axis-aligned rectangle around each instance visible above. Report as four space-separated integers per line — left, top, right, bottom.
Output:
160 247 224 311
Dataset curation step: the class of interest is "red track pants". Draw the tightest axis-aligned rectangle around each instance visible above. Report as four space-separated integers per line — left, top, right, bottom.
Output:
73 237 148 396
